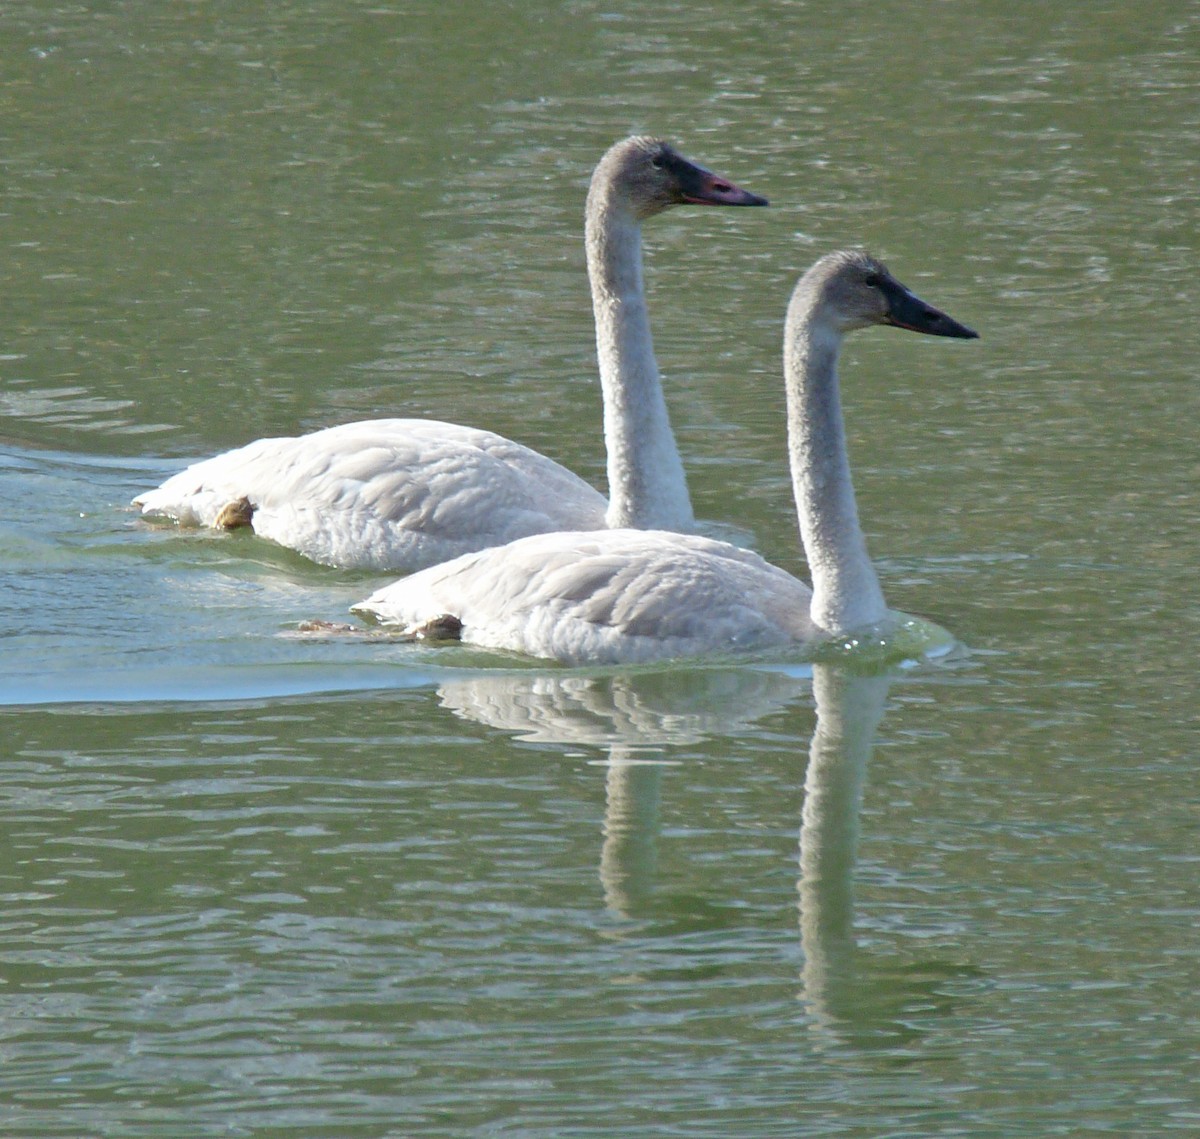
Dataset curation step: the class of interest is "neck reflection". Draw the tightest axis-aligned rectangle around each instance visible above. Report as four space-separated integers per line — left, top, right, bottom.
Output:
797 662 890 1033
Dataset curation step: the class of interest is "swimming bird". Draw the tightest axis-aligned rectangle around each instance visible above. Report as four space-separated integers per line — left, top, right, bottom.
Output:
351 250 978 664
132 137 767 570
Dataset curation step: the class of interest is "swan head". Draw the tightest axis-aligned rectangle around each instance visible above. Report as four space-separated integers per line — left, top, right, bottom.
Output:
591 136 769 220
801 250 979 339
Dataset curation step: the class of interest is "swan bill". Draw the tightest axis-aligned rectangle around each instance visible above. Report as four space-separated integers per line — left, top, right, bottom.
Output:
664 150 769 208
880 278 978 339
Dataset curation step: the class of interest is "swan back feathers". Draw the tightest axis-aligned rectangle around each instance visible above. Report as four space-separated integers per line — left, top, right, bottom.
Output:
354 529 817 666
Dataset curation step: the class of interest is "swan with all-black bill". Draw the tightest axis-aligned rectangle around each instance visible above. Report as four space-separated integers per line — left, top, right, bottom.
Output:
133 137 767 570
351 250 979 664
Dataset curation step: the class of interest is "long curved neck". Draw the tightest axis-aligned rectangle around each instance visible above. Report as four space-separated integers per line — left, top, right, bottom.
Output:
585 189 694 532
783 290 887 634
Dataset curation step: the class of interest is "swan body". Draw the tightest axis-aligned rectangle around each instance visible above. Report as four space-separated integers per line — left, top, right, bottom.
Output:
353 250 978 663
133 137 766 570
136 419 609 569
360 528 816 666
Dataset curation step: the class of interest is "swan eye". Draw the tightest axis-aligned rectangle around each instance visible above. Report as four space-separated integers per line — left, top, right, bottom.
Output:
863 272 882 288
650 154 665 169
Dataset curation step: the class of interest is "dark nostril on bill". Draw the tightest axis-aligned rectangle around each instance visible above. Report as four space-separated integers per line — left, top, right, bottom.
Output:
712 181 732 193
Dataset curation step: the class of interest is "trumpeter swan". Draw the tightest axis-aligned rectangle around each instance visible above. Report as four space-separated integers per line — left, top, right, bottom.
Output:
351 250 978 663
132 137 766 570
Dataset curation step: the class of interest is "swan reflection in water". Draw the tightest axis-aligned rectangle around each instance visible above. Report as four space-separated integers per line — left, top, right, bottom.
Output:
796 663 889 1036
434 665 809 916
433 660 950 1037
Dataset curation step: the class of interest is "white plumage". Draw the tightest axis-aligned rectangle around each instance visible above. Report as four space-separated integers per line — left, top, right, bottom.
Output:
133 137 767 570
353 250 978 663
134 419 607 570
357 528 816 665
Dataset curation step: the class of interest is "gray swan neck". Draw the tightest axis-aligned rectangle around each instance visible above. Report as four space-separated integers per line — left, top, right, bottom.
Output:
585 185 694 533
783 288 888 634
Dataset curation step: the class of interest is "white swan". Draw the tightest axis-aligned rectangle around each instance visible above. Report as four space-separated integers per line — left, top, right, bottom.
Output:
351 250 978 664
131 137 766 570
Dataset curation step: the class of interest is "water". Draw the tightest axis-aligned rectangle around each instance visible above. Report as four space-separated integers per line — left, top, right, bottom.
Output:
2 1 1198 1134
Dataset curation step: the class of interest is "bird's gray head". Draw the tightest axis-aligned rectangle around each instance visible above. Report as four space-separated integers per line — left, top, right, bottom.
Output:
802 249 979 339
590 136 768 220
